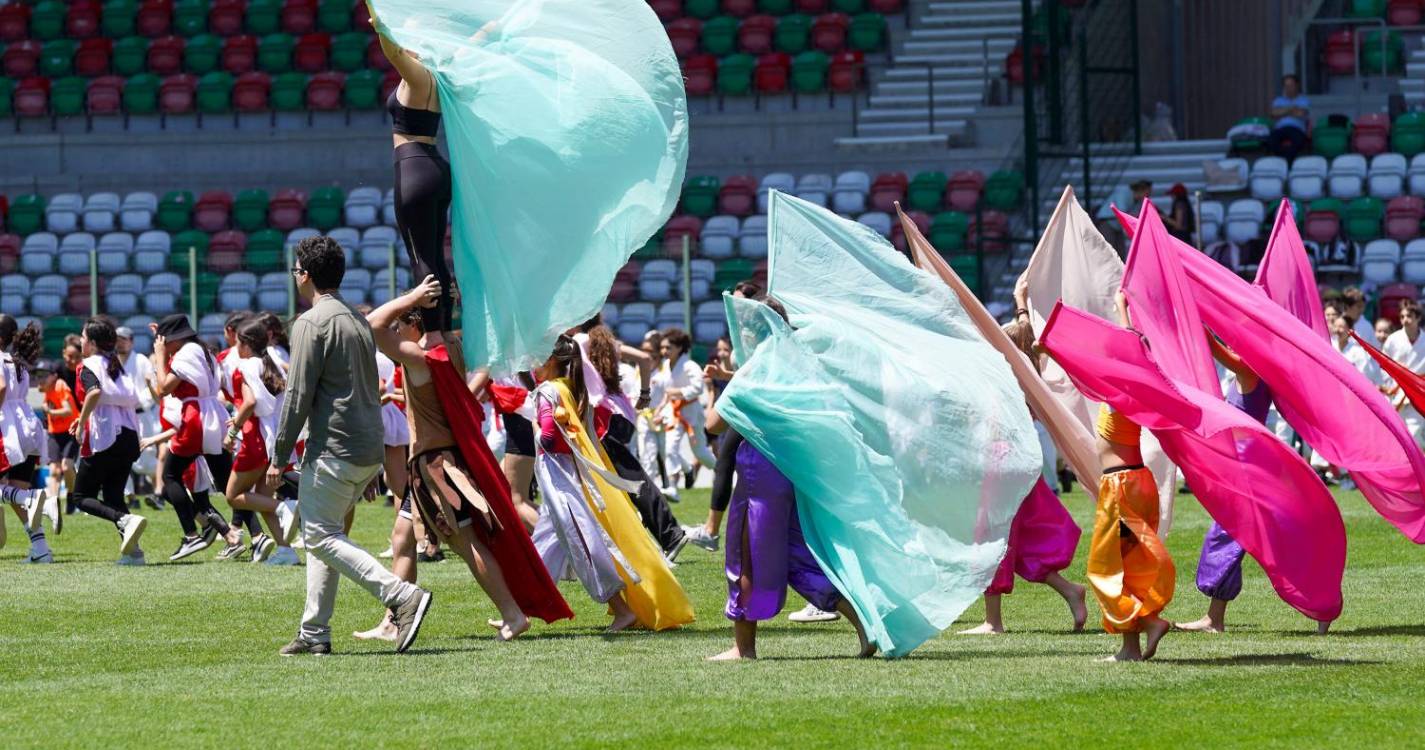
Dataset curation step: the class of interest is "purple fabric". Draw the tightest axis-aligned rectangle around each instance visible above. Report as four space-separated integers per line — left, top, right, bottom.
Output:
986 477 1081 595
1118 208 1425 542
1194 381 1271 601
724 441 841 621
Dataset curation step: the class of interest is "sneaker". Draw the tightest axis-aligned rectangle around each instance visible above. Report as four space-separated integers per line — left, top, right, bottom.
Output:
276 499 300 545
683 524 719 552
116 551 146 566
200 523 219 548
25 551 54 564
664 533 690 565
21 488 47 531
43 491 61 534
169 534 211 562
214 541 246 561
278 638 331 657
264 546 301 566
661 485 681 502
390 588 433 653
290 536 305 549
378 545 394 559
788 604 841 623
128 498 140 510
417 548 445 563
143 495 161 510
251 533 276 563
117 514 148 556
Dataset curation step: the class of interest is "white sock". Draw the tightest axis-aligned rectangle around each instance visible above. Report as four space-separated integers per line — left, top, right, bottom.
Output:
29 529 51 557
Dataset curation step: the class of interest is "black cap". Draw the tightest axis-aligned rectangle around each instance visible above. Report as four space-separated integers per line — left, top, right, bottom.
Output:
155 314 197 341
32 358 59 374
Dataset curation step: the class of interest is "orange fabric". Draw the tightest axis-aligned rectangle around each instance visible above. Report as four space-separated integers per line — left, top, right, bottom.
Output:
1087 467 1175 633
43 380 78 434
1096 403 1141 447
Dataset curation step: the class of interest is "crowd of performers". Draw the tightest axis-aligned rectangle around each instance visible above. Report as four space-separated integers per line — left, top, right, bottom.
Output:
7 0 1425 661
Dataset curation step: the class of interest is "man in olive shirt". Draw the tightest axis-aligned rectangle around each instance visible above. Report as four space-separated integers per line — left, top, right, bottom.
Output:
269 236 433 655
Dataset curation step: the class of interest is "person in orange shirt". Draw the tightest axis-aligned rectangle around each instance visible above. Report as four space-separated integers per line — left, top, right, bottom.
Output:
39 360 79 520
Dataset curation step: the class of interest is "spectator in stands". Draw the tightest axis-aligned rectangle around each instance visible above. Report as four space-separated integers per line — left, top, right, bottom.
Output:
1341 287 1376 345
1382 300 1425 449
1268 74 1310 160
1376 317 1398 344
1315 235 1360 275
1130 180 1153 213
1162 183 1195 244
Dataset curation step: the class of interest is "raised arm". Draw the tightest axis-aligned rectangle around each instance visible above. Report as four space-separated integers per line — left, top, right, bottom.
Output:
1206 331 1259 391
366 275 441 371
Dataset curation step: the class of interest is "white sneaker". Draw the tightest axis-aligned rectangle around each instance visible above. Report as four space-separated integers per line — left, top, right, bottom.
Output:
276 500 300 545
250 533 276 563
24 488 47 531
661 484 680 501
788 604 841 623
683 524 719 552
117 514 148 556
117 548 146 566
265 546 301 566
378 545 394 559
25 550 54 564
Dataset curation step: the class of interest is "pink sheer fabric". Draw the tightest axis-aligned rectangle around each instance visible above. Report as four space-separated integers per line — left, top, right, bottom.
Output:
1042 206 1345 621
1118 208 1425 542
1253 202 1328 340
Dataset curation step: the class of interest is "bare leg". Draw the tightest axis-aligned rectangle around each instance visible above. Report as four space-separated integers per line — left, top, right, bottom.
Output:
501 454 538 531
959 594 1004 635
703 508 725 537
1317 619 1332 635
1043 572 1088 631
708 620 758 661
606 593 638 632
1142 616 1169 659
1101 632 1143 662
383 445 408 500
835 599 877 658
445 524 529 641
1175 598 1228 633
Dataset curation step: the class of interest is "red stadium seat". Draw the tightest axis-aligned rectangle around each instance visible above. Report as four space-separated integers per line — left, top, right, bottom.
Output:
305 70 344 109
352 1 372 32
719 175 757 216
1386 195 1425 240
137 0 174 37
649 0 682 22
380 69 399 101
946 170 985 212
76 38 114 77
1389 0 1424 25
3 41 41 79
795 0 829 12
890 209 929 252
366 36 391 71
662 214 703 254
68 277 107 315
1305 206 1341 244
209 229 248 272
667 18 703 59
682 54 718 96
1005 43 1044 85
159 73 197 113
869 171 907 212
0 234 19 274
222 34 258 74
14 77 50 117
754 52 790 93
86 75 125 114
1322 29 1356 76
1353 112 1391 156
148 35 186 76
194 190 234 231
867 0 903 11
1379 282 1419 321
281 0 317 34
233 71 271 110
811 13 849 53
0 3 31 43
723 0 757 17
828 49 863 92
209 0 246 35
293 32 331 72
967 210 1010 253
739 15 777 55
269 188 307 230
67 1 103 39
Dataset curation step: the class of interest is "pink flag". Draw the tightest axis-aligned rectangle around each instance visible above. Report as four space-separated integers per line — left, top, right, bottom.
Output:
1253 201 1329 340
1119 210 1425 542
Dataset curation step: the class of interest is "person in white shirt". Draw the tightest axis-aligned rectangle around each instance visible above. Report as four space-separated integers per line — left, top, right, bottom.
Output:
1333 314 1383 386
1342 287 1377 347
1382 300 1425 449
116 326 161 510
1375 317 1397 346
653 328 717 497
635 331 668 491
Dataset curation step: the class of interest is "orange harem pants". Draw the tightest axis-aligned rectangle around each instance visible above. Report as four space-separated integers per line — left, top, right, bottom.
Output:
1087 466 1175 634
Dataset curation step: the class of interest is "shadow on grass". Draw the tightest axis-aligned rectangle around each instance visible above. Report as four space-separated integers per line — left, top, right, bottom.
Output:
761 648 1092 663
1329 624 1425 638
1154 652 1381 666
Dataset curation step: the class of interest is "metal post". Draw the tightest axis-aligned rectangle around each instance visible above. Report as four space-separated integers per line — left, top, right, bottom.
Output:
927 63 935 136
1020 0 1039 231
1046 0 1062 145
1079 31 1091 205
188 246 198 325
1129 0 1141 156
89 247 98 317
388 243 397 302
1193 189 1204 253
286 244 296 319
681 234 693 333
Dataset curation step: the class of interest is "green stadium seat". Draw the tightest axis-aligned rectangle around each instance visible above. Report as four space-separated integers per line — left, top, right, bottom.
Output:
158 190 196 232
40 39 77 77
174 0 209 36
52 76 87 116
270 71 307 110
760 0 794 13
246 0 281 35
1229 115 1272 152
170 228 210 271
830 0 865 12
32 1 68 41
330 30 366 71
1392 112 1425 157
633 233 662 260
43 317 85 357
342 67 382 108
1361 29 1403 75
949 254 979 291
774 14 811 54
114 36 149 76
317 0 351 32
848 12 885 51
907 171 947 212
929 211 968 252
984 170 1024 211
791 50 827 92
702 16 739 57
258 32 294 73
0 77 12 118
714 258 754 291
1345 196 1384 241
686 0 721 19
1312 116 1351 158
717 52 755 94
682 175 721 217
8 194 47 236
184 33 222 74
196 70 232 112
307 186 345 230
1348 0 1387 17
193 270 221 313
103 0 139 37
234 188 270 230
123 72 160 113
246 228 285 272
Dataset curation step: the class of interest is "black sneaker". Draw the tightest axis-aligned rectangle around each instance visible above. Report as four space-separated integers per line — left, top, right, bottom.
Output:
664 533 690 565
169 534 212 562
200 523 219 547
391 588 433 653
278 638 331 657
214 541 246 561
417 548 445 563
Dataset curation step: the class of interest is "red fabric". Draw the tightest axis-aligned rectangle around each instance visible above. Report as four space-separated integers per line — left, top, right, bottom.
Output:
169 380 203 457
426 345 574 623
488 383 527 415
1354 331 1425 415
230 368 268 471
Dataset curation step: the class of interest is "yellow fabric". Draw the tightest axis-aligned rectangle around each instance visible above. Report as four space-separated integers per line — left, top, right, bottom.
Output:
1096 403 1142 447
548 378 695 630
1087 467 1175 633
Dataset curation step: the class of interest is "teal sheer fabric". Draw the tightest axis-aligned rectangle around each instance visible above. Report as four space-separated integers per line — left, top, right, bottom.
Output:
368 0 688 374
716 192 1041 657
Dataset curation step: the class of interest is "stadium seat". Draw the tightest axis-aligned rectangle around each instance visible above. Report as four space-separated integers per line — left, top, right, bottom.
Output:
82 193 121 234
305 70 343 109
361 226 398 268
945 170 984 212
1370 153 1407 199
230 189 268 231
686 0 721 18
1305 197 1344 244
67 276 107 315
717 52 755 94
21 232 61 275
650 0 683 22
1401 237 1425 283
209 0 245 35
828 49 863 91
68 0 103 38
0 234 19 276
667 18 703 59
655 300 685 330
31 276 70 317
688 259 716 303
725 0 758 17
1352 112 1391 156
233 70 270 109
218 271 257 310
1361 29 1403 75
1198 201 1224 244
39 39 77 78
1288 155 1328 200
908 171 948 212
775 13 811 54
342 68 381 108
639 259 677 302
185 33 222 74
700 215 740 259
1392 111 1425 156
738 215 768 257
97 231 135 274
133 229 172 273
327 226 359 261
1348 0 1388 18
343 186 382 228
1330 154 1368 199
245 0 280 34
1360 239 1401 284
1385 195 1425 241
984 170 1024 211
795 172 833 207
157 190 194 231
791 50 828 92
103 0 139 37
9 194 48 236
144 272 183 315
754 52 790 92
1345 196 1385 241
682 55 717 96
170 229 210 272
293 31 330 72
137 0 173 38
755 173 794 213
1249 156 1288 201
258 32 295 73
890 209 928 252
609 263 639 303
1225 199 1265 244
196 70 233 112
0 275 28 316
929 211 968 252
46 193 84 234
682 176 722 218
76 38 114 76
31 1 67 41
832 171 870 214
702 16 738 57
1311 115 1351 158
866 172 907 213
246 228 285 272
317 0 351 32
58 233 98 275
269 188 307 229
331 30 366 71
339 267 371 305
616 302 655 343
3 40 41 78
147 35 185 75
0 4 30 43
307 186 344 229
739 15 777 55
122 71 159 112
50 77 87 116
113 35 149 76
812 12 848 52
662 215 704 255
280 0 317 34
221 34 258 74
193 190 233 231
1388 0 1423 25
270 71 307 110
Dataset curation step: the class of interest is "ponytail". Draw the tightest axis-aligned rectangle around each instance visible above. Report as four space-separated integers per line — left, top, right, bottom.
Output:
260 352 286 395
238 319 284 395
82 318 123 380
551 334 588 417
0 314 41 368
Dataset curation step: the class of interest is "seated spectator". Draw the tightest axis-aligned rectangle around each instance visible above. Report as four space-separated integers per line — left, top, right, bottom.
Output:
1314 235 1360 273
1162 183 1195 244
1268 74 1310 160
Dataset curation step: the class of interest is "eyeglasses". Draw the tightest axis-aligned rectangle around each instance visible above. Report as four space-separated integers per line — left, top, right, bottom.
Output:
291 266 306 276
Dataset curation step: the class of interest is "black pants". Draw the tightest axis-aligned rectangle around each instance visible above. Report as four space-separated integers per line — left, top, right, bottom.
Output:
709 428 743 514
1268 126 1307 160
163 449 233 537
73 428 141 526
604 415 684 553
394 141 453 332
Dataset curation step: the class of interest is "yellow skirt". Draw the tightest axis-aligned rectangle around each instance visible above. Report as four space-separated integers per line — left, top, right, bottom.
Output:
1087 467 1175 633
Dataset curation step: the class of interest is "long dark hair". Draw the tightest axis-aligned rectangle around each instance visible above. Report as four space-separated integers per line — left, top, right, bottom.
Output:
0 314 42 370
83 318 124 381
237 320 285 396
258 312 289 351
585 326 623 393
550 334 587 417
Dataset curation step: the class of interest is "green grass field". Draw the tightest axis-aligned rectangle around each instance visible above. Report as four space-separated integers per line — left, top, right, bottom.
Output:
3 485 1423 748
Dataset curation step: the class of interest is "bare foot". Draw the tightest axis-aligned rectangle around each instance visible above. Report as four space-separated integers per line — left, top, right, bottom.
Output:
607 610 638 633
1316 620 1332 635
957 622 1004 635
1098 650 1142 662
486 618 504 630
707 647 754 661
1142 618 1170 660
353 618 398 642
1067 584 1088 632
496 613 530 642
1173 615 1225 633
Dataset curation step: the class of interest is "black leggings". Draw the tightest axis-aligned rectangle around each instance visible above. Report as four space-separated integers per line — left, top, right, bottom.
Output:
709 428 743 513
163 449 233 537
73 428 141 526
0 456 38 485
604 415 685 553
394 141 453 332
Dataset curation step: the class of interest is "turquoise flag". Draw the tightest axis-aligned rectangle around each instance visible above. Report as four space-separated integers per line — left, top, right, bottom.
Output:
368 0 688 374
716 192 1040 657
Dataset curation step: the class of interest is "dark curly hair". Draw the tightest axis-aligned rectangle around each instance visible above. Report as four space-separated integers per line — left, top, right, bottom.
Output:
0 314 42 369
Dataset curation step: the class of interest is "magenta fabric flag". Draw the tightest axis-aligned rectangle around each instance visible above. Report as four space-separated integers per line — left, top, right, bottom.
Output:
1118 210 1425 542
1253 201 1328 340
